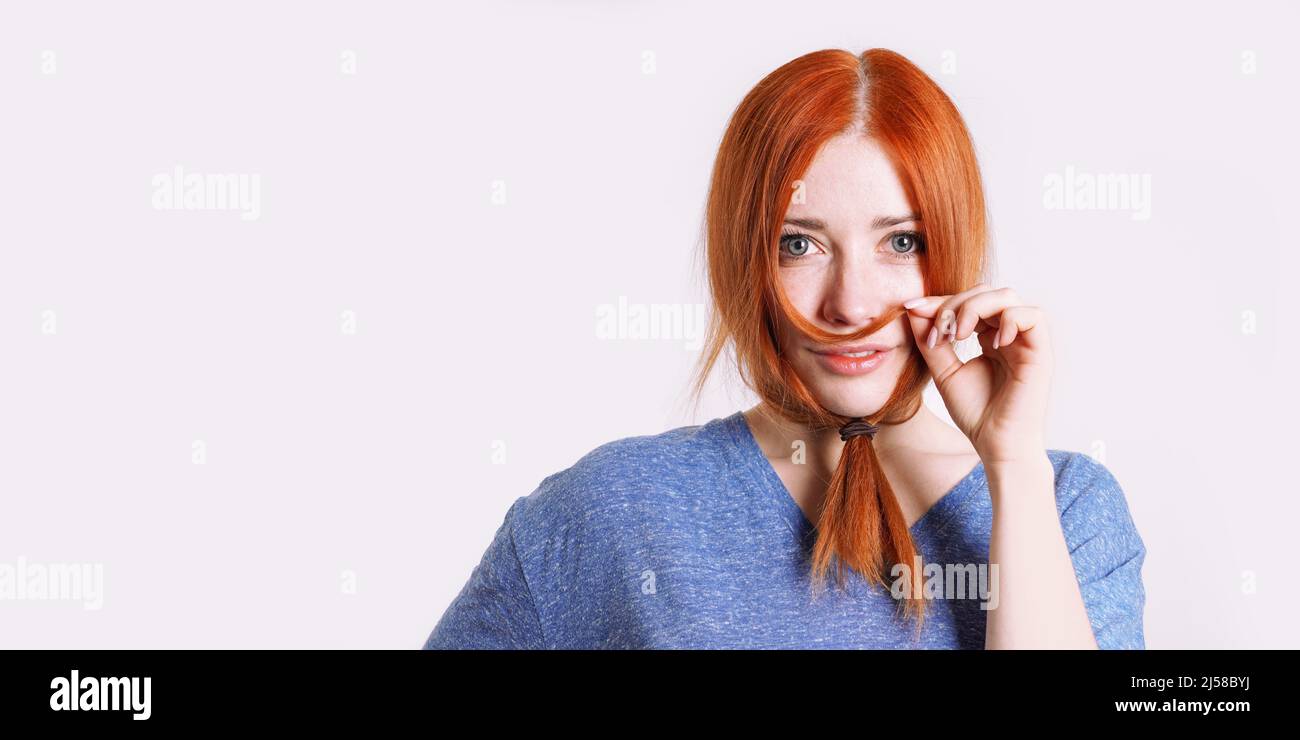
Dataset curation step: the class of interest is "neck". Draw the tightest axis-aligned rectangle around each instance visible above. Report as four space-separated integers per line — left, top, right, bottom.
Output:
743 401 941 475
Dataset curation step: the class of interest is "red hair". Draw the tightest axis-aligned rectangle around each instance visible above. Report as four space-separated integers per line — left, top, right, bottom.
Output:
690 48 988 634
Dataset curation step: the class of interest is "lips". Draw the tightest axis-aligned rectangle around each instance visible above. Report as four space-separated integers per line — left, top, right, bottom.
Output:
811 342 894 356
812 346 893 376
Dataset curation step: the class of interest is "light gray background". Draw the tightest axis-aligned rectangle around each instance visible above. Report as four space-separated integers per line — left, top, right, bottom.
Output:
1 0 1295 648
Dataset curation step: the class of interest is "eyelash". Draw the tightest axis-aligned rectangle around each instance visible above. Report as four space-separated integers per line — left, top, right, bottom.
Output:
778 229 927 262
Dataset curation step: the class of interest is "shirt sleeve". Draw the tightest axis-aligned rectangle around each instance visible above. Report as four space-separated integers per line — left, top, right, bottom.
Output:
1057 453 1147 649
423 496 547 649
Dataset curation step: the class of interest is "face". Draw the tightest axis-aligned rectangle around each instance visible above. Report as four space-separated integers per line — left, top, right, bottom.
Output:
773 132 926 418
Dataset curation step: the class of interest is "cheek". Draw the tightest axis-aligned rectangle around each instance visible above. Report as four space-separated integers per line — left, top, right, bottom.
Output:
882 264 926 298
772 273 820 353
778 269 824 320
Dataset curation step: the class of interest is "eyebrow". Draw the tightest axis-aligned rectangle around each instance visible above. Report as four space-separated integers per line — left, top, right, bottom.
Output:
783 214 921 231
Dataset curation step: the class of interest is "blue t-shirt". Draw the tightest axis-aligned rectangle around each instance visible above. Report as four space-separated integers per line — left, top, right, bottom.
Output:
424 410 1146 649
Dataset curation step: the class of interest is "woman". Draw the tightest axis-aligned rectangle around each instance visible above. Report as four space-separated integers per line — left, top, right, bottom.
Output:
424 48 1146 649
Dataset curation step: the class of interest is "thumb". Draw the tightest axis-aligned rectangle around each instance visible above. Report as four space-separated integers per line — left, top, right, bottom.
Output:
906 307 964 387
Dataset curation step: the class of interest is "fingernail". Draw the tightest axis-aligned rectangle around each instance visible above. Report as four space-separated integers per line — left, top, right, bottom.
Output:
993 332 1000 350
939 309 954 335
903 297 927 309
926 326 937 349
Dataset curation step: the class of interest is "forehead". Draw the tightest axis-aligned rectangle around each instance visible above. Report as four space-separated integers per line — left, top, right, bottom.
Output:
786 133 913 225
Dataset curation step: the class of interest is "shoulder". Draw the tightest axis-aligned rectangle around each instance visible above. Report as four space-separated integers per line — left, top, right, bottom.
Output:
491 417 737 638
1044 449 1146 576
505 416 734 545
1044 449 1136 527
546 420 724 497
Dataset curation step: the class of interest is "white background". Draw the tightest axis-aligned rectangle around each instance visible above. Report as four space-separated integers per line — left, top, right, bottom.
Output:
1 0 1295 648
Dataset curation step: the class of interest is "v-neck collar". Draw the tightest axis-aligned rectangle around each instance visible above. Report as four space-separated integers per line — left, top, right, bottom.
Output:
719 409 985 544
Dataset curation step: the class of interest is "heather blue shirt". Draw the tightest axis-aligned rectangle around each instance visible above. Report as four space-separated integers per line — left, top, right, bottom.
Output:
424 411 1146 649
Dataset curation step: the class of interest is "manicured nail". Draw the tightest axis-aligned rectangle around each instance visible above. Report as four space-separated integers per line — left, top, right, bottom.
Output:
993 332 1000 350
903 297 928 309
939 309 954 335
926 326 937 349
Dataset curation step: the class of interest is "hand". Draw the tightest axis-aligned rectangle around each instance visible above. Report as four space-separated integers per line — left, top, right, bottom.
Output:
902 284 1053 465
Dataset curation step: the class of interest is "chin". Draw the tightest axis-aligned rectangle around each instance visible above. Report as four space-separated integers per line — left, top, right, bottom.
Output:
821 400 886 419
805 380 891 419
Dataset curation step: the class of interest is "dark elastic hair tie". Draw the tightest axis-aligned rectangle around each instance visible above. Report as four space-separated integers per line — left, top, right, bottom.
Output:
839 418 879 442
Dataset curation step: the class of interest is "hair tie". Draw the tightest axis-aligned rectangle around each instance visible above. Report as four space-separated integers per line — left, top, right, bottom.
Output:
838 418 879 442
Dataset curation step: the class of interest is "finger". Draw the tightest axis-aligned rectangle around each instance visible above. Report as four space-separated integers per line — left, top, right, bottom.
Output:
900 283 987 323
900 295 950 349
902 283 988 320
976 324 1012 370
906 303 965 386
900 294 945 318
934 283 998 343
994 305 1047 349
954 287 1023 342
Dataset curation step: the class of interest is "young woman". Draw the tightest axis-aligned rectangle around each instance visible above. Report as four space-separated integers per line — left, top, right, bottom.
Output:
425 48 1146 649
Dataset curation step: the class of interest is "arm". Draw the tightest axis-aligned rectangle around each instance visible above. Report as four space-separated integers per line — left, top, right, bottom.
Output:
423 497 547 650
904 287 1146 649
984 454 1097 649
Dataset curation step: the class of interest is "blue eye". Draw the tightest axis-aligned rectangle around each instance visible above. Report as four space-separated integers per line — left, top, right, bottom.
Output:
779 229 924 262
779 231 816 259
889 231 925 258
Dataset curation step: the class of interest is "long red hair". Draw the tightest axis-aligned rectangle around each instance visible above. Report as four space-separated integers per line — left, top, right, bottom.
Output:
690 48 988 633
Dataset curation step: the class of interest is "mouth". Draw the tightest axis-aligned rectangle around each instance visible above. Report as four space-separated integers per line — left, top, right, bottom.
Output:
809 344 896 376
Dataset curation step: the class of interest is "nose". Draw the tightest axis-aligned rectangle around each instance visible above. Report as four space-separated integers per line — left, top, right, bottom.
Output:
819 252 890 330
